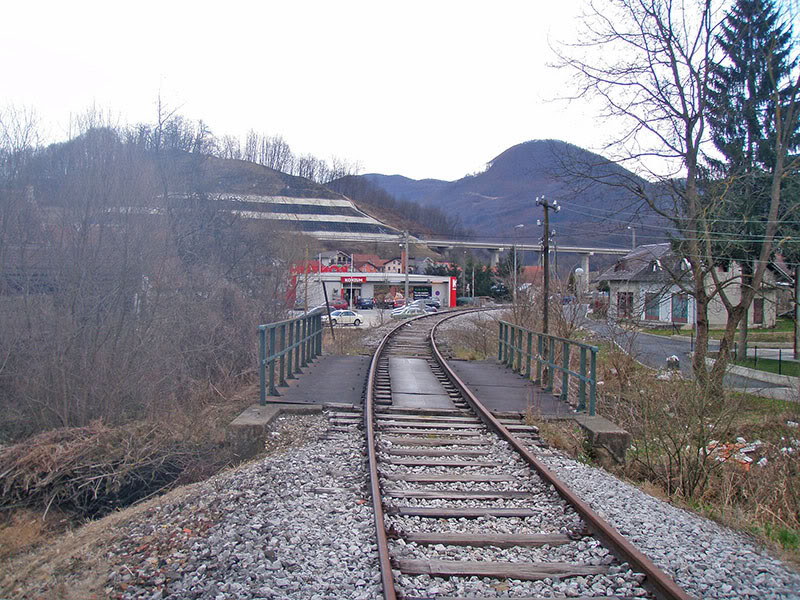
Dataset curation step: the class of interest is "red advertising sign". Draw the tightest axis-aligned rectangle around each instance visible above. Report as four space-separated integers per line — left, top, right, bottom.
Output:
341 276 367 284
450 276 457 308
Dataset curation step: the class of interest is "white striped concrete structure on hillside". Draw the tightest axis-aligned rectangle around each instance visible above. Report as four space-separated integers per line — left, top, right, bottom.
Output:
212 195 402 241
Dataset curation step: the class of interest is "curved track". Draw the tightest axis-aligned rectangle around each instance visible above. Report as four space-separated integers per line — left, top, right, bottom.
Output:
364 310 693 600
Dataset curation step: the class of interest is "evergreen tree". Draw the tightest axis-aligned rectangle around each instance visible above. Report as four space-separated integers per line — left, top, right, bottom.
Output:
464 256 494 297
709 0 797 174
706 0 799 357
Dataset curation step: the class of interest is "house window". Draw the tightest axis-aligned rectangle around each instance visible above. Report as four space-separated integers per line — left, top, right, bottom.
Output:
753 298 764 325
617 292 633 318
671 293 688 323
645 293 660 320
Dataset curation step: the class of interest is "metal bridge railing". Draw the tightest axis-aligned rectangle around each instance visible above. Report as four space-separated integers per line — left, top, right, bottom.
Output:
259 313 323 404
498 320 598 416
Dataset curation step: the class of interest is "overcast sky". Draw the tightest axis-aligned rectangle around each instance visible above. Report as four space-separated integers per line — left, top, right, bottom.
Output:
2 1 607 181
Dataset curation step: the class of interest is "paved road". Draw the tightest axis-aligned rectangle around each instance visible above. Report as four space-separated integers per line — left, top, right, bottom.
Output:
580 315 786 393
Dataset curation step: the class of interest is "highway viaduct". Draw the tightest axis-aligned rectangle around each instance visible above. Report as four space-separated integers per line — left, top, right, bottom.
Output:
311 234 631 293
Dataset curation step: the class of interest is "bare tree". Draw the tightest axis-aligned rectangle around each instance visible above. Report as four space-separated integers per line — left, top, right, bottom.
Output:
218 135 242 160
243 130 259 163
557 0 799 391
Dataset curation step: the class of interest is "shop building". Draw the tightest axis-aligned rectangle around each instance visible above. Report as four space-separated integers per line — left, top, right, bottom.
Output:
291 268 457 309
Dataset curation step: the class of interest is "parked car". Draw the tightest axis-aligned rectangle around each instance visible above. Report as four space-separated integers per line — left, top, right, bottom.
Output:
391 306 426 319
330 298 349 310
425 298 441 308
393 298 406 308
322 309 363 326
376 297 394 309
423 305 438 313
355 297 374 309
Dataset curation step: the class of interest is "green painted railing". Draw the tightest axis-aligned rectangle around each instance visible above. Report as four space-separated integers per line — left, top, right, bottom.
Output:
498 320 598 416
259 313 323 404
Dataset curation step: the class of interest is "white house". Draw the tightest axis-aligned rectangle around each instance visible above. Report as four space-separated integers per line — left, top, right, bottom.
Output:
382 257 403 274
597 244 781 329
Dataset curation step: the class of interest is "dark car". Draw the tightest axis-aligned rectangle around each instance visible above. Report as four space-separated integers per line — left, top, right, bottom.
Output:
376 297 394 309
355 297 374 309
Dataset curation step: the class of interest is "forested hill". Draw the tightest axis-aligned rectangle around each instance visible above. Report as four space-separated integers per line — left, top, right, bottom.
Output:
22 128 459 241
364 139 660 248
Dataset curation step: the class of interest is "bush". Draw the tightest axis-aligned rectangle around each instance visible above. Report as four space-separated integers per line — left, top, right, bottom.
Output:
0 421 200 518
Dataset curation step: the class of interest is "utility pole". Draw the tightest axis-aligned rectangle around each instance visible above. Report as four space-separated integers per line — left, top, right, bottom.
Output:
304 244 309 315
349 252 354 309
403 231 409 305
536 196 560 337
513 243 517 303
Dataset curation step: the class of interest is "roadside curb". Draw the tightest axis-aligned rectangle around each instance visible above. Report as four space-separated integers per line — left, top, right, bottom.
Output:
704 358 798 387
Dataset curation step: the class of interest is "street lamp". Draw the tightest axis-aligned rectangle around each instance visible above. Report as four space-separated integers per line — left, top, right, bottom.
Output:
398 231 409 305
627 225 636 249
574 267 584 298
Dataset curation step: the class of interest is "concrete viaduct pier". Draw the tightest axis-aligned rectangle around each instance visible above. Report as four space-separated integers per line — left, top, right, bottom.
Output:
423 239 630 293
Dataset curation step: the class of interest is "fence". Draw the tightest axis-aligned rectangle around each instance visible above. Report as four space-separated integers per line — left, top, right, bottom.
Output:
498 320 598 415
259 313 324 404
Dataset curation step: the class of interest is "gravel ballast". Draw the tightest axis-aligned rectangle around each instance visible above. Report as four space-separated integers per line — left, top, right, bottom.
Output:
534 446 800 599
5 388 799 598
103 414 380 600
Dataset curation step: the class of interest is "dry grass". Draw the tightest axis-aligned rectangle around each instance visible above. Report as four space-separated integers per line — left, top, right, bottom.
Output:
0 477 210 599
0 377 257 521
0 413 322 598
323 327 371 355
0 508 70 560
588 335 800 562
439 311 500 361
532 419 587 459
0 421 195 518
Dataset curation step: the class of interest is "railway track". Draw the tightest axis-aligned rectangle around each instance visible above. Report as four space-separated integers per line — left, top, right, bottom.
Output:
356 310 693 600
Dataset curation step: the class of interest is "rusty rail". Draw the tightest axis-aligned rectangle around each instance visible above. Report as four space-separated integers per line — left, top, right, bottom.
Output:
430 315 693 600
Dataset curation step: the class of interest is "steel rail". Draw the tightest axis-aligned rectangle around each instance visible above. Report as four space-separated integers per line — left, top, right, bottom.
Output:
429 313 694 600
365 309 484 600
364 317 404 600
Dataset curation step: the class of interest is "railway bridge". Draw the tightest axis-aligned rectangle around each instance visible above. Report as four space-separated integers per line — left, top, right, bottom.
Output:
231 308 689 599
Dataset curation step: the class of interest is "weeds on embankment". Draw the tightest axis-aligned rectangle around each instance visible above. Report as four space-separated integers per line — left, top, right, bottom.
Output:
588 340 800 563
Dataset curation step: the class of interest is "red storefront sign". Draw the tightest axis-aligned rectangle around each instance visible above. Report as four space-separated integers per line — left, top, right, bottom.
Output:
450 276 457 307
341 276 367 284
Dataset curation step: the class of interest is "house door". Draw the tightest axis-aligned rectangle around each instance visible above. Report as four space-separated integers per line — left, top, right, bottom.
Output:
645 292 660 320
671 293 688 323
617 292 633 318
753 298 764 325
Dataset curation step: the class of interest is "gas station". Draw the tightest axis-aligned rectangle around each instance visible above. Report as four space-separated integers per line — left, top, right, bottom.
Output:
290 267 457 309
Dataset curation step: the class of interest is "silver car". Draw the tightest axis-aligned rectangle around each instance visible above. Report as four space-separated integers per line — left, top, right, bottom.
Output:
390 306 426 319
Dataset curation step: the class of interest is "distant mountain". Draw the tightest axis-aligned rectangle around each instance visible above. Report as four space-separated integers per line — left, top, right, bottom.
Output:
364 140 660 250
361 174 450 205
